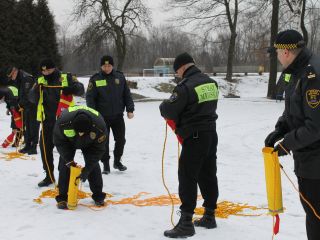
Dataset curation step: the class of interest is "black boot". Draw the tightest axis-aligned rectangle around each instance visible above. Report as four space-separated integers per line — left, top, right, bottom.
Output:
56 201 68 210
19 145 30 154
102 162 110 175
164 212 195 238
194 208 217 229
38 174 55 187
113 157 127 171
27 145 37 155
12 131 21 148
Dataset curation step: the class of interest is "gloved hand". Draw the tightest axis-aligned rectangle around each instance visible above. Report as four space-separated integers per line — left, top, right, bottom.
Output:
265 130 283 147
62 86 74 95
273 141 289 157
76 169 89 182
65 160 77 168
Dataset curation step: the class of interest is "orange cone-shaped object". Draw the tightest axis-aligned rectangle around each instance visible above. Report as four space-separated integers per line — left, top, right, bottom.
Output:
2 131 16 148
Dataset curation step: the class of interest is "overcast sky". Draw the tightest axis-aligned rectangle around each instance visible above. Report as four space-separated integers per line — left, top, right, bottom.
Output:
47 0 172 34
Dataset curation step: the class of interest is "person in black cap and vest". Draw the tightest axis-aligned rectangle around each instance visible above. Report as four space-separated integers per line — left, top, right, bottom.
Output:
53 105 107 209
265 29 320 240
0 66 39 154
86 55 134 174
160 52 219 238
29 58 84 187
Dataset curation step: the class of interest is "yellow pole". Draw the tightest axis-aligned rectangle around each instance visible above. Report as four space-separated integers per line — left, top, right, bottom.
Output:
67 166 82 210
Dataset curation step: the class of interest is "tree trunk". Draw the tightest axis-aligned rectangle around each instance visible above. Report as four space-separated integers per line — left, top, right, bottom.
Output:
300 0 308 45
226 31 237 82
267 0 280 99
114 29 126 71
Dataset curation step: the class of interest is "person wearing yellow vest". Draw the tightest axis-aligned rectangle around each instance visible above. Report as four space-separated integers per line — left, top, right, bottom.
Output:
29 59 84 187
53 105 107 209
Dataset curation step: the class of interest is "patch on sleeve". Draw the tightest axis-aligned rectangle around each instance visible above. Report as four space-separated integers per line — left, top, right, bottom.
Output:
169 92 178 103
98 134 107 143
306 89 320 108
87 82 93 91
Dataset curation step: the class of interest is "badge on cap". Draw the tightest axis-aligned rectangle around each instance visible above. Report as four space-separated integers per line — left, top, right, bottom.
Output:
105 61 109 65
42 66 47 71
90 132 96 140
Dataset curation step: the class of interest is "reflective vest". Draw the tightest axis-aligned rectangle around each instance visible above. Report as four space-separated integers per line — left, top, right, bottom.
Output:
8 86 22 128
37 74 75 121
68 105 99 116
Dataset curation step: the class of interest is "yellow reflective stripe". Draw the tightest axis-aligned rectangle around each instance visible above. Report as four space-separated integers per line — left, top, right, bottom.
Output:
37 87 45 121
60 98 73 105
284 74 291 83
37 76 47 85
68 105 99 116
64 129 76 137
195 83 219 103
8 86 18 97
61 74 68 87
95 80 107 87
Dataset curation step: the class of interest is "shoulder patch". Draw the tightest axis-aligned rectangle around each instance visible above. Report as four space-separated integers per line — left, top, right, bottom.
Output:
306 89 320 108
169 92 178 103
87 82 94 91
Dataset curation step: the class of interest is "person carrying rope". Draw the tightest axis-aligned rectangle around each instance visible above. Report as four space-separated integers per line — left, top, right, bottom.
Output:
265 29 320 240
160 52 219 238
29 59 84 187
53 105 107 209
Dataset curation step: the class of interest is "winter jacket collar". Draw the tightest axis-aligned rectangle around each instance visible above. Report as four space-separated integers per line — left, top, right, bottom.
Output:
283 48 312 75
183 65 201 79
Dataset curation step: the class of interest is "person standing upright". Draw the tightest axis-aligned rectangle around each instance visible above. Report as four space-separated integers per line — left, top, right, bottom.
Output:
29 59 84 187
160 52 219 238
86 55 134 174
265 30 320 240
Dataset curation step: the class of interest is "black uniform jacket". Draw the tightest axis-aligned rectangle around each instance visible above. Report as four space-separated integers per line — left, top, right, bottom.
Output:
29 69 84 122
275 48 320 179
159 66 218 139
86 70 134 119
0 87 18 110
15 70 35 109
53 108 107 174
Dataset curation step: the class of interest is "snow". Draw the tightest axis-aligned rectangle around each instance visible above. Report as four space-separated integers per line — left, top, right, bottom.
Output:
0 74 307 240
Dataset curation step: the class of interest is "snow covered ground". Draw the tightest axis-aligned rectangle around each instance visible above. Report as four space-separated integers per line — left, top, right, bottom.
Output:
0 74 307 240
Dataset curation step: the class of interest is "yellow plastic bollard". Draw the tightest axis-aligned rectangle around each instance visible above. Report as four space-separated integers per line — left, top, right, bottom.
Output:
262 147 284 216
67 166 82 210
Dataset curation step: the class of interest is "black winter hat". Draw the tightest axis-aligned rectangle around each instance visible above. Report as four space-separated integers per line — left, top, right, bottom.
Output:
39 58 56 71
73 113 92 133
274 30 304 49
173 52 195 72
100 55 114 66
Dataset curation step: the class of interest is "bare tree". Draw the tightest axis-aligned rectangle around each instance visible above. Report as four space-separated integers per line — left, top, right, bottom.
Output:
168 0 245 83
72 0 150 71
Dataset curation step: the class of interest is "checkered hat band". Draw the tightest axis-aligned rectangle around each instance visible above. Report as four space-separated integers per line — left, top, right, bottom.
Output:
274 43 298 49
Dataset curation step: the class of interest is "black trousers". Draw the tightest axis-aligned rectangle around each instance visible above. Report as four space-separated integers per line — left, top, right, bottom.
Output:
56 155 106 203
298 177 320 240
23 106 39 147
178 130 219 214
39 120 55 176
101 116 126 165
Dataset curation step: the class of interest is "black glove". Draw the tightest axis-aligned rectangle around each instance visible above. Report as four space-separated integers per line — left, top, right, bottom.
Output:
62 86 74 95
265 130 283 147
273 141 289 156
76 169 89 182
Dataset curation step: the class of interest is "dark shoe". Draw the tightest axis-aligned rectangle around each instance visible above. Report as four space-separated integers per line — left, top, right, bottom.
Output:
38 176 55 187
164 212 195 238
113 161 127 171
94 200 105 207
102 162 110 175
27 147 37 155
19 145 30 154
57 201 68 210
194 208 217 229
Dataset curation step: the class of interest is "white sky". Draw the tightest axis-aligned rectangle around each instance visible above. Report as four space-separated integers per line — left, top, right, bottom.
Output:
47 0 172 35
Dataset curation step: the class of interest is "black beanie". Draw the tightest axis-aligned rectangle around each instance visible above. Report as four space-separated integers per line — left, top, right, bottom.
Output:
39 58 56 71
274 30 305 49
73 113 92 133
100 55 114 66
173 52 195 72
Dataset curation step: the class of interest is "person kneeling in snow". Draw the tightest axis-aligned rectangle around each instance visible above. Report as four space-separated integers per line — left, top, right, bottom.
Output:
53 105 108 209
